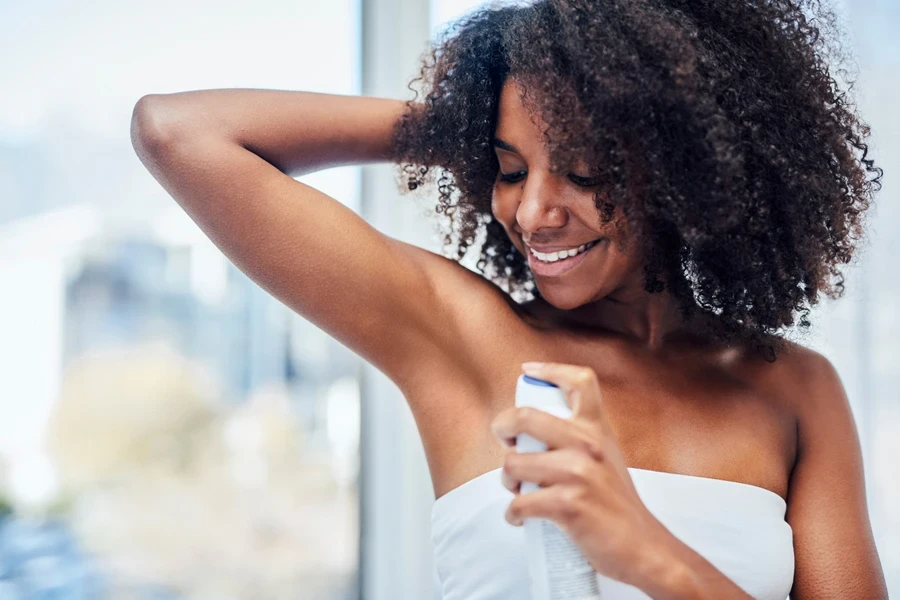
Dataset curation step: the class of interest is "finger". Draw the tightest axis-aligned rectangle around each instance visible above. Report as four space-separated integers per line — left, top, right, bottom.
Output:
502 447 599 493
500 448 520 493
505 484 586 528
491 406 604 459
491 406 572 447
521 362 604 422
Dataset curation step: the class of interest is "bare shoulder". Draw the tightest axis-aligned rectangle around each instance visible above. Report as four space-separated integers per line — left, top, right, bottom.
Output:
763 339 888 597
770 338 860 476
761 338 848 423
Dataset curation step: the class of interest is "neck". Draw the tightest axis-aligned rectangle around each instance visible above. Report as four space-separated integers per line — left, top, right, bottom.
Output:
527 288 717 354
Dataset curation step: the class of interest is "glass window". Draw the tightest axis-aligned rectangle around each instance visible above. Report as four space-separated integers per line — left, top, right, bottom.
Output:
0 1 362 598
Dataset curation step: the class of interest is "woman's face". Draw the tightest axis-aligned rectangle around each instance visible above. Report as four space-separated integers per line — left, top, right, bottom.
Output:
491 77 643 310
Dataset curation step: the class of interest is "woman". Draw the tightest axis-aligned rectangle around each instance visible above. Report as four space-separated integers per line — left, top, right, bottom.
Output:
130 0 888 597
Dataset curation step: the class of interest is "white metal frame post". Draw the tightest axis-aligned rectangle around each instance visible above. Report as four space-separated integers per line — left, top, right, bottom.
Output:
358 0 440 598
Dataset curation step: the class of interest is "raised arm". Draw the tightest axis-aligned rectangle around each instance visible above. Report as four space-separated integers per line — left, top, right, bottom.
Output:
129 89 506 397
785 349 888 599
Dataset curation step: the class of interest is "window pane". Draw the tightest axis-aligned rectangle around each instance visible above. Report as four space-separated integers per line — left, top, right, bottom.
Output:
0 1 361 598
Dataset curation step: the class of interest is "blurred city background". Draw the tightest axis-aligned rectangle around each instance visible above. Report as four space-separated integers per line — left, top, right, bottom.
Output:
0 0 896 598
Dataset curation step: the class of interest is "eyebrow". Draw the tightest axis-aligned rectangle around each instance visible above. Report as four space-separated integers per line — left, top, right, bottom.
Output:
492 137 520 154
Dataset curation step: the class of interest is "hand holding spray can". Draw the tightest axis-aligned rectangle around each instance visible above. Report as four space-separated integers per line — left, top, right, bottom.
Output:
516 373 602 600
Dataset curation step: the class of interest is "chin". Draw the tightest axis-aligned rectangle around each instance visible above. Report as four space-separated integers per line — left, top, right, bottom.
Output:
535 284 596 311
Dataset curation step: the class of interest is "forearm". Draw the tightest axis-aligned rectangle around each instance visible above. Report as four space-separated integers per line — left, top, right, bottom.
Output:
632 531 754 600
132 88 410 177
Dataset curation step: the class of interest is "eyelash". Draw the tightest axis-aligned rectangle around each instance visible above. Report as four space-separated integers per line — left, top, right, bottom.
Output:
498 171 525 184
498 171 598 187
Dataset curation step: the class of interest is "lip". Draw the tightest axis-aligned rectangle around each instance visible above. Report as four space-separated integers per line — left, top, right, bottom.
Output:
526 241 599 252
526 239 603 277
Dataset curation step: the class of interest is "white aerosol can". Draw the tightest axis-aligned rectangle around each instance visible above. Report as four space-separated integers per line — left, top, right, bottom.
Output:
516 373 602 600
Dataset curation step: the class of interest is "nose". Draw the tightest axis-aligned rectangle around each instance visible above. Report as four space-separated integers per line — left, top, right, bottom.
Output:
515 173 568 235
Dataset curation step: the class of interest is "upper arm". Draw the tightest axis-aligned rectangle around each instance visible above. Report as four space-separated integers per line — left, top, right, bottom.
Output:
785 350 888 599
130 99 507 397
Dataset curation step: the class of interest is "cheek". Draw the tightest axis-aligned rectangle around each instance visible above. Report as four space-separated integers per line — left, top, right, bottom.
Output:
491 187 516 224
607 237 643 276
491 184 504 210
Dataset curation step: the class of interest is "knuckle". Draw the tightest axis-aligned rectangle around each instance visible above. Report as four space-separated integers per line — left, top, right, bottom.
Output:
574 367 596 386
557 487 583 522
582 436 605 461
568 454 593 481
518 406 537 426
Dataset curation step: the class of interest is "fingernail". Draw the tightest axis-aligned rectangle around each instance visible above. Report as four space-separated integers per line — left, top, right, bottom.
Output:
522 362 543 371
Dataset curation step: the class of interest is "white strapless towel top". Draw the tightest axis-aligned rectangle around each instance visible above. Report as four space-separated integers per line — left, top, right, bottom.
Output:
432 467 794 599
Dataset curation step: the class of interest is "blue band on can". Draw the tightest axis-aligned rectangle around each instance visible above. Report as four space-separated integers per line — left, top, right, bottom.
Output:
522 374 558 388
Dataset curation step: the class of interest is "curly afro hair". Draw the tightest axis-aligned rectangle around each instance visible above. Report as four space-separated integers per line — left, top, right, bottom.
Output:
389 0 882 361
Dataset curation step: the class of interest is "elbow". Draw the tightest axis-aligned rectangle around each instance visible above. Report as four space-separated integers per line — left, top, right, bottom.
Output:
130 94 182 157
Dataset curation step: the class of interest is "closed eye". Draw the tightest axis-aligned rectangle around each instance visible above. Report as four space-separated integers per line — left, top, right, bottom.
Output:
568 174 600 187
497 171 599 187
498 171 526 184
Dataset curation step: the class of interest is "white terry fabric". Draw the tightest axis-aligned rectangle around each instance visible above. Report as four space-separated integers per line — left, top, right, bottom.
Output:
432 467 794 600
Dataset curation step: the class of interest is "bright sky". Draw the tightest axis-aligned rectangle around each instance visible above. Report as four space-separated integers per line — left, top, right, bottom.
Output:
0 0 359 142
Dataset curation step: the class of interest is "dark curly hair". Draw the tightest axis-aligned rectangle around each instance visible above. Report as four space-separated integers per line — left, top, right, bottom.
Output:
389 0 882 361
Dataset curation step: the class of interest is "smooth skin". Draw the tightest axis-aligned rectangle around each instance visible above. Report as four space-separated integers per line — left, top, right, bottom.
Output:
495 361 762 598
130 78 887 598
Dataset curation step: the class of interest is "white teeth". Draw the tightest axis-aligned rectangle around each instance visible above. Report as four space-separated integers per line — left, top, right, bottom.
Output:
529 240 596 263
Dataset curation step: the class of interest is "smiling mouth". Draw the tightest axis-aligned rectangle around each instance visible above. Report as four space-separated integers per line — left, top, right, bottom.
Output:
526 238 602 263
525 237 604 277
